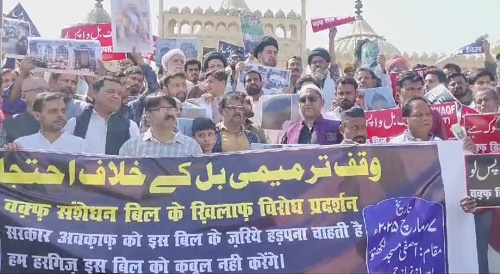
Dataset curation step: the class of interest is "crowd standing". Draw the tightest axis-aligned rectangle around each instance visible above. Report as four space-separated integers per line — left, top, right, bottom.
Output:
0 25 499 273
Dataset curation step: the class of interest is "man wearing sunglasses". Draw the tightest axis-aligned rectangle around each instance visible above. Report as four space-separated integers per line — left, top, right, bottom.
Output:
0 77 50 146
280 84 342 145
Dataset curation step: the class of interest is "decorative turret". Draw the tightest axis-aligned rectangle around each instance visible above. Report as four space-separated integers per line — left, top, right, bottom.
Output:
85 0 111 24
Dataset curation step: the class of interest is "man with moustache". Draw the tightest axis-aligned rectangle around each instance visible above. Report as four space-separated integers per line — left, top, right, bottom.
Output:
339 108 367 144
119 94 201 157
473 87 499 114
234 91 267 143
280 84 342 145
122 66 144 102
324 77 361 121
286 56 303 93
213 93 259 153
243 70 264 125
65 76 140 155
446 72 473 106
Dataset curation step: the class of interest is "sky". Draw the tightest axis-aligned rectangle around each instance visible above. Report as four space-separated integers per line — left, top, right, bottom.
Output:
3 0 500 55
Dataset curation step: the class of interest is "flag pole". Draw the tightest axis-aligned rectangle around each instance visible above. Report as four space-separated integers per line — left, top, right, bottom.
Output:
301 0 307 68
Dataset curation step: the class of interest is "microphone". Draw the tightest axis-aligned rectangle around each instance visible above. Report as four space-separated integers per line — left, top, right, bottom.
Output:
450 123 467 140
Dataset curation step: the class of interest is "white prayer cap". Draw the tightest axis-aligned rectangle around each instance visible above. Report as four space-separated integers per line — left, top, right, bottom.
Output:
161 49 186 71
299 84 322 97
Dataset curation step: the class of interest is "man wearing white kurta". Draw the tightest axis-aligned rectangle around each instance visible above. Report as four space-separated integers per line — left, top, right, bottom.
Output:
4 93 89 153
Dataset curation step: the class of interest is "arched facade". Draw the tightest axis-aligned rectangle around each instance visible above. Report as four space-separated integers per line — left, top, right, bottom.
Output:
160 6 302 67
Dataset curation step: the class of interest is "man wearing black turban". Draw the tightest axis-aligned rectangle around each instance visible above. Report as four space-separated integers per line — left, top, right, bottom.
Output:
252 36 279 67
203 51 227 71
307 47 336 113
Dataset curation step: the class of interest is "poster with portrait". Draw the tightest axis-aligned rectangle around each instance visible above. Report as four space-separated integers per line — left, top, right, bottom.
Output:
260 94 301 130
364 86 397 111
236 64 291 95
110 0 153 53
2 18 31 58
155 37 199 65
240 14 264 56
27 38 102 76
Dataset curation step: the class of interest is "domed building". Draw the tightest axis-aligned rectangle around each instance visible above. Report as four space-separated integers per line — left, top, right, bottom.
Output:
332 0 484 71
158 0 303 67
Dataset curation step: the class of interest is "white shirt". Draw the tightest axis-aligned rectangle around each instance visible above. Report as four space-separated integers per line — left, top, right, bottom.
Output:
14 131 89 153
64 110 140 155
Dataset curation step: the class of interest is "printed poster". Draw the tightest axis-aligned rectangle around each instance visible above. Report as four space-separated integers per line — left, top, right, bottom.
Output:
236 64 291 95
110 0 153 53
27 38 102 76
155 38 199 65
2 18 30 58
61 23 127 62
239 14 264 56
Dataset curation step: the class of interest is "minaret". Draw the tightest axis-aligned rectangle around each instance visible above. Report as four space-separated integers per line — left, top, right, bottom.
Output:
354 0 363 20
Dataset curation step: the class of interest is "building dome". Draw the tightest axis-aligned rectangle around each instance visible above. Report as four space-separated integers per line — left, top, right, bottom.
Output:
205 6 215 15
264 9 274 18
275 10 285 18
253 9 262 17
168 6 179 13
85 0 111 24
287 10 297 18
180 6 191 14
221 0 249 10
193 7 203 14
334 15 400 59
215 7 227 15
240 8 251 15
228 8 239 16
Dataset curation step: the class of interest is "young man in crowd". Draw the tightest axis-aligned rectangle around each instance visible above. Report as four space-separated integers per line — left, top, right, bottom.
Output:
395 71 448 140
0 77 50 146
192 118 216 154
4 92 88 153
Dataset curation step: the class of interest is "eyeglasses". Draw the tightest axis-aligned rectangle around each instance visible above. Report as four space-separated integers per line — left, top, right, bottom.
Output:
149 106 176 112
299 95 320 103
225 105 244 111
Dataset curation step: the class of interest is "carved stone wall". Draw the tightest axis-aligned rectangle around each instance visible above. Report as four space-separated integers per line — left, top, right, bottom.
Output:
160 6 302 68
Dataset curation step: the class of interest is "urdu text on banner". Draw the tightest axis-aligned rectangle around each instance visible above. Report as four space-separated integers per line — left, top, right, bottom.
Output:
0 144 477 273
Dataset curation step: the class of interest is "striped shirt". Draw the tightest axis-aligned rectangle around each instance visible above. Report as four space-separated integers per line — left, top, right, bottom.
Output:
119 129 202 157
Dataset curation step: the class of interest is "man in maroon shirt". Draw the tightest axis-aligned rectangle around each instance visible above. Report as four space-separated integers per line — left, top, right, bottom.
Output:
395 71 448 140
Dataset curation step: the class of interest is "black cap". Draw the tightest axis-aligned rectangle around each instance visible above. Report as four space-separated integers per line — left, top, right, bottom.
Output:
340 108 366 122
308 47 330 65
203 51 227 71
253 36 279 58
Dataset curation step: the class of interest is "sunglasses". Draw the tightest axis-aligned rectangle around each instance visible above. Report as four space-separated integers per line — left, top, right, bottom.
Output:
299 95 320 103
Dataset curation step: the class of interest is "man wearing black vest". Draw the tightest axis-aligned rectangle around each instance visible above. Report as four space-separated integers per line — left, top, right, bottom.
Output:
64 75 140 155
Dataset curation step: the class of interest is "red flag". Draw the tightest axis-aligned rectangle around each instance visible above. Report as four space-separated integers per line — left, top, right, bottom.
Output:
310 16 355 33
61 23 127 61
